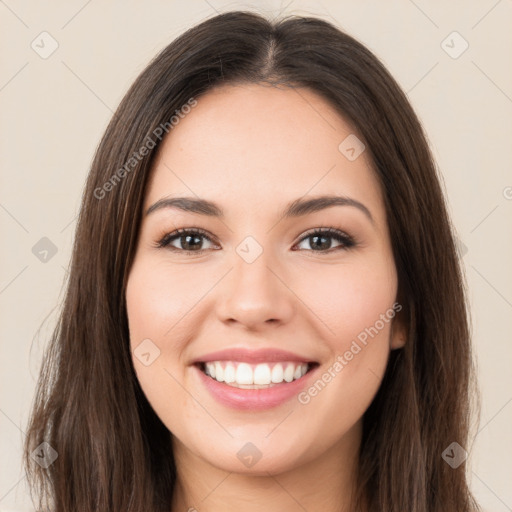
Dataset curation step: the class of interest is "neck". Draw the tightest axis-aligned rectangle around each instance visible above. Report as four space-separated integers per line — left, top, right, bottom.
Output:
170 421 363 512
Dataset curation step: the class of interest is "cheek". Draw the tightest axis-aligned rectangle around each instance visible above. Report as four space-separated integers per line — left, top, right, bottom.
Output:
125 258 213 402
126 260 199 346
126 262 194 421
294 258 397 423
304 257 398 346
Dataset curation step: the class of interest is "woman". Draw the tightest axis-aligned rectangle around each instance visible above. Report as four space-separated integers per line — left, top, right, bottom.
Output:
24 10 480 512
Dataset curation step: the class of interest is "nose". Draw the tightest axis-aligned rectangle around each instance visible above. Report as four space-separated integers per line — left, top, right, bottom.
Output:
216 250 295 330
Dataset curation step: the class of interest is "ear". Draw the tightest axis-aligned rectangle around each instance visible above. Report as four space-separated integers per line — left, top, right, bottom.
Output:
389 299 408 350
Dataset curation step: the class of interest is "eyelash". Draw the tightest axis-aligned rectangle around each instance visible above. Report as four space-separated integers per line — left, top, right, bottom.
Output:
154 227 356 256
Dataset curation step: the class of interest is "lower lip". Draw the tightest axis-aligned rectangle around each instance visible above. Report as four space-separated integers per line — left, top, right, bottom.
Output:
194 364 319 410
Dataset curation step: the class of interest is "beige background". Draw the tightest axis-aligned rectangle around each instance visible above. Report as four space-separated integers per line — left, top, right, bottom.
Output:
1 1 511 510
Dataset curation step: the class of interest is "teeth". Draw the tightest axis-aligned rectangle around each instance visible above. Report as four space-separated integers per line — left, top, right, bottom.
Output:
254 363 272 385
202 361 310 387
215 362 224 382
224 363 235 383
271 363 284 383
284 363 295 383
205 362 216 378
236 363 253 385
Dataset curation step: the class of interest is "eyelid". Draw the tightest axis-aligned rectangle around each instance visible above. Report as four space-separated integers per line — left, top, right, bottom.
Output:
155 227 218 250
296 226 350 241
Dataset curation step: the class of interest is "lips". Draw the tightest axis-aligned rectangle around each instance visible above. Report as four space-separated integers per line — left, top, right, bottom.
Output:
192 347 316 365
191 347 320 409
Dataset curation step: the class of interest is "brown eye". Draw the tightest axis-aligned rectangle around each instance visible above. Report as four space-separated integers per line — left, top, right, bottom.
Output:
157 228 217 253
294 228 355 253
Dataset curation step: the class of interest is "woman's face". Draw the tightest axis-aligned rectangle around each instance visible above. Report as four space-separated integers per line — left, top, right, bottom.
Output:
126 83 406 475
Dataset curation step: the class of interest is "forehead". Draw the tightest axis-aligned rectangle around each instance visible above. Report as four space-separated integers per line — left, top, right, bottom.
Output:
145 83 384 223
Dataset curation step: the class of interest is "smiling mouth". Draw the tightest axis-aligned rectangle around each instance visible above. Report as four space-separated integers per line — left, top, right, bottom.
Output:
197 361 319 389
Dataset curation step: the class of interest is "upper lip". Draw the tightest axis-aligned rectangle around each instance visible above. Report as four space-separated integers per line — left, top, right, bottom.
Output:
191 348 317 365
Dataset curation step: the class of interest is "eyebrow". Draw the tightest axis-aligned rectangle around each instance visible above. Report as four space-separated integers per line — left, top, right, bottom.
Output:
145 194 375 225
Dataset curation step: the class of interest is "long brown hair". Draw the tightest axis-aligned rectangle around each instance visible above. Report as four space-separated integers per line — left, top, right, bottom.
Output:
24 10 480 511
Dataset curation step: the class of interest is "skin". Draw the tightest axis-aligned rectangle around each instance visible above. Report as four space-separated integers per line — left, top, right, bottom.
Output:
126 83 407 512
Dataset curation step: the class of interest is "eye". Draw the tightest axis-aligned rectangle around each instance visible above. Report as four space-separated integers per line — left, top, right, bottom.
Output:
155 228 218 254
293 227 355 253
155 226 356 255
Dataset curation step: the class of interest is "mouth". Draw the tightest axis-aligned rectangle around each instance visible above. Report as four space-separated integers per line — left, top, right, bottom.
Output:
191 347 321 409
196 360 320 389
